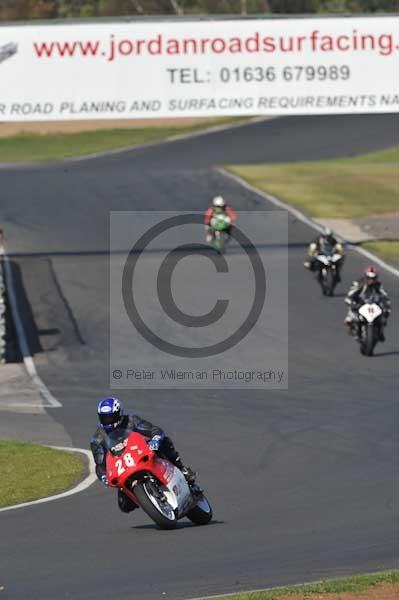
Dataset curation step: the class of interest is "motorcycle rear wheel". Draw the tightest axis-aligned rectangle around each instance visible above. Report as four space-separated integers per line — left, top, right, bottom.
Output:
134 480 177 530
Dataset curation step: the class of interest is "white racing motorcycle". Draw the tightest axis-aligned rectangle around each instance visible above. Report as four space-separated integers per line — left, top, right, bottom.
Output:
315 248 343 296
355 293 385 356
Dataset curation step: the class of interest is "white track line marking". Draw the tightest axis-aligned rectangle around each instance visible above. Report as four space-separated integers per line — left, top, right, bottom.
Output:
0 446 96 513
219 168 399 279
0 245 62 408
351 244 399 278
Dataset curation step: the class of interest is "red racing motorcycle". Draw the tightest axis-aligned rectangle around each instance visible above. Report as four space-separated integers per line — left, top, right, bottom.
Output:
105 429 213 530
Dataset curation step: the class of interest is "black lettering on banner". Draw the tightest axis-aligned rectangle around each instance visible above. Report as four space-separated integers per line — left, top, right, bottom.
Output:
58 100 127 115
257 94 378 111
10 102 53 116
216 65 350 84
380 94 399 106
130 100 161 112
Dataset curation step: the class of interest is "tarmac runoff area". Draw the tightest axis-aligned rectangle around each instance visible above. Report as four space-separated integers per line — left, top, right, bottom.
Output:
315 215 399 244
0 363 45 414
0 363 72 446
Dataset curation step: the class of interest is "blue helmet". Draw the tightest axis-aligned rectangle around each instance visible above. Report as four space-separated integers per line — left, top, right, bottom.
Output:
98 397 123 432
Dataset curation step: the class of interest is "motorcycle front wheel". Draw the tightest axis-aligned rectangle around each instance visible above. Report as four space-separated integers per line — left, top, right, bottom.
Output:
212 231 230 254
186 495 213 525
325 269 335 297
212 231 223 253
134 480 177 530
360 323 376 356
318 268 328 296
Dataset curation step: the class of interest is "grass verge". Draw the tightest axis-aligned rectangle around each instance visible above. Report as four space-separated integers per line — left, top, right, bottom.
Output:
209 570 399 599
362 241 399 263
0 439 84 507
227 145 399 219
0 117 248 162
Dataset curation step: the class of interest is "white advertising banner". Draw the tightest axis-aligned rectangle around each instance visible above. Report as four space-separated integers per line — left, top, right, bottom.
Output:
0 16 399 120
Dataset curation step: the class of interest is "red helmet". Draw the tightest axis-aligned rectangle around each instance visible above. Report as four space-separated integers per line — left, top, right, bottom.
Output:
364 265 378 281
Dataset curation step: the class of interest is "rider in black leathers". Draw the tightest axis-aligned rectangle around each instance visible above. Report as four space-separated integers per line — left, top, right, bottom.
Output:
91 398 195 513
304 227 345 281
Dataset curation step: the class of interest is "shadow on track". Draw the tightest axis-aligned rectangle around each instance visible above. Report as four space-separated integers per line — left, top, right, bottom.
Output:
8 242 307 260
131 520 225 531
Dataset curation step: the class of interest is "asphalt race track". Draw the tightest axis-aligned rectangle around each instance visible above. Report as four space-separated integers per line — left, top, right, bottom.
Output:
1 114 399 600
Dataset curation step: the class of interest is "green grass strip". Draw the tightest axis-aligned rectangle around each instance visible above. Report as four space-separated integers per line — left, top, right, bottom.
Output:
227 145 399 219
0 117 247 163
0 439 84 507
209 570 399 599
362 241 399 262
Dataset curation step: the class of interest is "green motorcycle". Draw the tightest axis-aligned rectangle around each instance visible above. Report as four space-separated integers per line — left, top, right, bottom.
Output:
209 213 232 253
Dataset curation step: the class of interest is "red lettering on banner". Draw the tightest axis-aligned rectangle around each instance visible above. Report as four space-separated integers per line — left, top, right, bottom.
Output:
245 32 259 52
33 40 100 57
378 34 393 55
297 36 306 51
337 35 350 50
263 36 276 52
211 38 226 53
361 34 375 50
148 35 162 54
280 36 294 52
182 39 197 54
320 35 334 51
229 38 242 53
119 40 133 55
31 27 399 59
166 39 179 54
310 30 320 51
200 38 210 53
136 40 145 54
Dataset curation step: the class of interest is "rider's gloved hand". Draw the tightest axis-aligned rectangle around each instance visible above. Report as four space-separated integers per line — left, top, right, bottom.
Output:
100 474 109 486
148 434 163 451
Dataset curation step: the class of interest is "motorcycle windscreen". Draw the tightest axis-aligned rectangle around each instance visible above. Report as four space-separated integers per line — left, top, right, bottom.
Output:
105 428 131 455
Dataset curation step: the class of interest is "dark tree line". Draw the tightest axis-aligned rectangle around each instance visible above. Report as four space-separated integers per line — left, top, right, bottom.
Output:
1 0 399 20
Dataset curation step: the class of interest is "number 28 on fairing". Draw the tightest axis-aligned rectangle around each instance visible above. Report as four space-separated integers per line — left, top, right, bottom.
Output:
115 452 136 476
